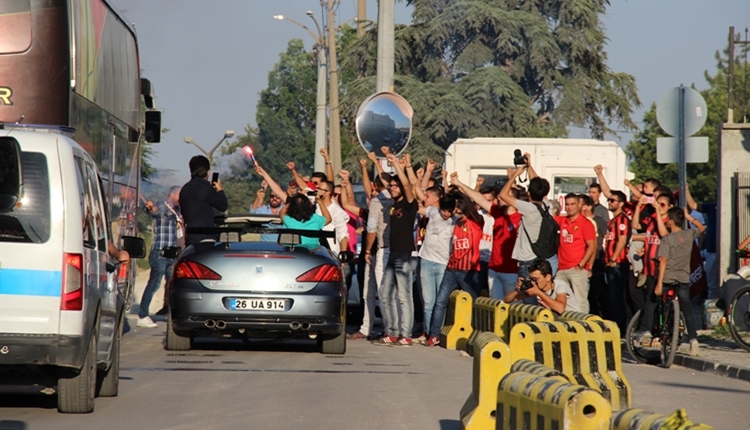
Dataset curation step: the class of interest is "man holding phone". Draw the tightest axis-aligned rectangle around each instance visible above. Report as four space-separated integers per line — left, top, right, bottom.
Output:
180 155 228 245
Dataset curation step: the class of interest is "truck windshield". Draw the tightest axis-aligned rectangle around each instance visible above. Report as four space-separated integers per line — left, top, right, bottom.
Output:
0 0 31 54
0 152 51 243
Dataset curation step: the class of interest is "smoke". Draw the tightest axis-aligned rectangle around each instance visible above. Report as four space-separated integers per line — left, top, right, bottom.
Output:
139 169 184 203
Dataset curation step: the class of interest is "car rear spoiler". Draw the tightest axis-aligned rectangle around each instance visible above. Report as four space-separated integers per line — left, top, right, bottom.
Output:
187 213 336 247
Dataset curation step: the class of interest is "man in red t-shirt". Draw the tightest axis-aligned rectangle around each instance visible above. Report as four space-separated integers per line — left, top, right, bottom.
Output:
555 193 597 313
452 177 522 299
602 190 630 332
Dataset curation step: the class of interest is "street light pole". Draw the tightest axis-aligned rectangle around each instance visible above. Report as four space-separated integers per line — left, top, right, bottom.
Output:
376 0 395 92
274 13 328 173
183 130 234 166
327 0 342 174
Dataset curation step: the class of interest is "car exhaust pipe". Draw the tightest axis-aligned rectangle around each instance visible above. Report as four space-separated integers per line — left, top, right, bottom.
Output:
301 322 311 330
215 320 226 330
204 319 216 329
290 321 301 330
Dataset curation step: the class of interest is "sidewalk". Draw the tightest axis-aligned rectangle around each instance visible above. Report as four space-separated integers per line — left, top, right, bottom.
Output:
673 330 750 382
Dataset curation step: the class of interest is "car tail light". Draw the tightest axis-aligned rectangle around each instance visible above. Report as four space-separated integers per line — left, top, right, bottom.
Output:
296 264 342 282
174 260 222 280
61 253 83 310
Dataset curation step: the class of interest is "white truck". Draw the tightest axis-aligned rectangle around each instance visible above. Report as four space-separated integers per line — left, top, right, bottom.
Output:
444 137 634 207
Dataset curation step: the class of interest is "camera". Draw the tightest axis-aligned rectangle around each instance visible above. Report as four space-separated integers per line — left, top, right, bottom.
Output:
513 149 526 166
519 277 535 291
307 190 317 197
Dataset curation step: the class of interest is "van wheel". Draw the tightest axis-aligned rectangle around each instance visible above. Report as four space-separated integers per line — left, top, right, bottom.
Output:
97 314 123 397
57 333 96 413
165 310 191 351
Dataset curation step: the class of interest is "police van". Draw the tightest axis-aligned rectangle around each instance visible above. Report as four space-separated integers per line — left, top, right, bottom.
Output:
0 127 145 413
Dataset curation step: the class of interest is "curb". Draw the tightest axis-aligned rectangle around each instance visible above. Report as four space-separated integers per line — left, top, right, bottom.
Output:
673 353 750 382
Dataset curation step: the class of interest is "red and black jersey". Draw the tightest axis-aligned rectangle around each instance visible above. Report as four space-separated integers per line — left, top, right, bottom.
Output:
623 201 636 219
604 212 630 264
447 217 483 272
641 214 663 277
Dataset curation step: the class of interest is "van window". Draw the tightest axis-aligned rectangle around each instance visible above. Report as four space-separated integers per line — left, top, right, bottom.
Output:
553 176 596 197
74 156 96 249
85 162 108 251
0 152 51 243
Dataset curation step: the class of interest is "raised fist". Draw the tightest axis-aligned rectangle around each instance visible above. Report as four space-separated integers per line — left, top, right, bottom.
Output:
286 161 295 171
594 165 603 175
359 159 367 167
320 148 329 159
380 146 391 156
426 158 436 170
367 152 378 162
338 169 350 180
475 176 485 186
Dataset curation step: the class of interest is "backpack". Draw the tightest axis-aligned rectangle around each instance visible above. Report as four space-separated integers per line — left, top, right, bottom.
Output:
523 203 560 259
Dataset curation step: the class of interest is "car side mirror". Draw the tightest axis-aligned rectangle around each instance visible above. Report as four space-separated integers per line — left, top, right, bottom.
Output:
121 236 146 259
0 137 23 214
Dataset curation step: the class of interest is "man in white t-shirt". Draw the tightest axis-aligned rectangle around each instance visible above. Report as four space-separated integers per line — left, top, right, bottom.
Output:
502 258 581 314
315 180 349 256
417 191 457 338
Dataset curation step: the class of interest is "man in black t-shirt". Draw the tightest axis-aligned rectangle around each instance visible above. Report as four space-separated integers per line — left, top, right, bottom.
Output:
372 153 418 347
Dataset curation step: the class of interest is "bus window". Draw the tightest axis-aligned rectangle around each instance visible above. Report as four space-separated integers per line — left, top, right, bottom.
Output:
0 1 31 54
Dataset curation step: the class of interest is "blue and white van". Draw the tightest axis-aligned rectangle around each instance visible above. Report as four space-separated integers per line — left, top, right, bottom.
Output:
0 128 144 413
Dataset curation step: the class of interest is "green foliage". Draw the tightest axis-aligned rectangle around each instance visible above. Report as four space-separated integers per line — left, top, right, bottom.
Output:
626 37 750 204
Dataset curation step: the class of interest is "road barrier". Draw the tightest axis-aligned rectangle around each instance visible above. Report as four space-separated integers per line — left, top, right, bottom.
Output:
459 332 511 430
510 358 570 383
557 310 603 322
502 303 554 340
496 370 612 430
465 297 506 355
440 290 473 350
509 319 632 411
611 408 714 429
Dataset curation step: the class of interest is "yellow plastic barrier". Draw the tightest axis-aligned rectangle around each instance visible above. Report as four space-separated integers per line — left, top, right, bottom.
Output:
504 303 555 338
465 297 506 355
510 358 570 383
459 332 512 430
509 320 632 411
611 408 714 430
496 371 612 430
557 310 603 322
440 290 473 350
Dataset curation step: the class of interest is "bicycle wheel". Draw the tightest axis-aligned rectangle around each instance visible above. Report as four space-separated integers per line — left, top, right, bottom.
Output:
625 309 660 364
660 299 680 368
727 285 750 352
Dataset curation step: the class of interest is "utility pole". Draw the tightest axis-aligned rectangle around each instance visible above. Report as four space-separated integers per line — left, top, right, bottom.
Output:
376 0 395 92
327 0 342 174
727 26 750 124
357 0 367 38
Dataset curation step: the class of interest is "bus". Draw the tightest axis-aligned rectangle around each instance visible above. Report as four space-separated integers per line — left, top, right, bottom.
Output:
0 0 160 303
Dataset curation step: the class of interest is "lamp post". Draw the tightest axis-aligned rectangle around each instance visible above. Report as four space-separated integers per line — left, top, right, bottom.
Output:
326 0 342 174
274 13 328 173
183 130 234 166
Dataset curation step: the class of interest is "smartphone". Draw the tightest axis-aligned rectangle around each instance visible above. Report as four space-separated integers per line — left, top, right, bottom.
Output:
644 196 654 203
211 172 219 184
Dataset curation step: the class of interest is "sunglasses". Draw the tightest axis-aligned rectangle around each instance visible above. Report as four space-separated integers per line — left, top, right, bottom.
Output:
388 184 400 189
607 198 619 203
658 202 668 207
333 193 341 197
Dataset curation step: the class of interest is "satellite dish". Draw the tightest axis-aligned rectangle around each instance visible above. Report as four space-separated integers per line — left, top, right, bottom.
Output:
355 92 413 158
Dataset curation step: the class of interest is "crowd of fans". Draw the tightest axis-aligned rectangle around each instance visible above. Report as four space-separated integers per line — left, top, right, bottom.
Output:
250 148 714 353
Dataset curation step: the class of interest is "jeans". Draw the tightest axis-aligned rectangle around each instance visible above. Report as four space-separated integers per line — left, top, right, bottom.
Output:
638 275 658 332
420 259 447 336
429 269 481 338
556 268 591 313
139 249 174 318
518 254 558 279
487 269 519 299
703 251 718 299
381 252 414 338
359 248 389 336
672 282 698 340
604 262 629 334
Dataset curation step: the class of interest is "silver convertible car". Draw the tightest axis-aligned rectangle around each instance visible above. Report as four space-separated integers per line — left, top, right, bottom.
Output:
166 215 346 354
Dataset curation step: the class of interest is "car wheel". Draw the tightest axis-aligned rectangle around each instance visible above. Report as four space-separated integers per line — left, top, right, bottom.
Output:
57 332 96 413
165 309 192 351
319 329 346 355
96 313 123 397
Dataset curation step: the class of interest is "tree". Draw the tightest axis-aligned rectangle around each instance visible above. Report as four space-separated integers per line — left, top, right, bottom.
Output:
340 0 640 169
626 36 750 204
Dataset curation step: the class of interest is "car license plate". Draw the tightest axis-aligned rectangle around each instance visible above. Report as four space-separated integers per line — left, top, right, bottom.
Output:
230 298 285 311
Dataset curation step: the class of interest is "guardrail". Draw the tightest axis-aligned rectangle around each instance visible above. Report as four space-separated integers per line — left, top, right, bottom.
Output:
459 332 511 430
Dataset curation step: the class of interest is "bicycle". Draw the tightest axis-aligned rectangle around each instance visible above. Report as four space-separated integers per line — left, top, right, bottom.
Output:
727 250 750 352
626 284 685 368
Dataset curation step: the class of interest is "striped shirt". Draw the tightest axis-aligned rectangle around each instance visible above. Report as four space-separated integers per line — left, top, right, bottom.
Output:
447 217 484 272
150 201 181 251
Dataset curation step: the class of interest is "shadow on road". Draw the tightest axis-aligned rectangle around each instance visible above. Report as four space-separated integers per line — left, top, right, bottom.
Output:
190 337 320 354
439 419 461 430
0 421 28 430
657 381 750 394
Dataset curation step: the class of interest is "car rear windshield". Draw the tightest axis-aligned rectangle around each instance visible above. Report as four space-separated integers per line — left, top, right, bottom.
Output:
0 151 51 243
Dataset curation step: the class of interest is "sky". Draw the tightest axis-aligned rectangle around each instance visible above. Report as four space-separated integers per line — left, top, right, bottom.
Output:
109 0 750 185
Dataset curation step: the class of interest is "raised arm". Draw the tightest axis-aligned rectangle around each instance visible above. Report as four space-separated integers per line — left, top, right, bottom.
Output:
499 166 525 210
320 148 334 182
685 183 699 211
338 171 360 215
524 153 538 180
593 164 613 199
287 161 308 191
316 195 332 224
624 179 642 200
251 187 266 212
367 151 387 189
386 152 414 203
631 198 645 230
452 172 492 213
473 176 485 192
403 153 424 203
684 207 706 234
359 158 372 198
254 164 286 203
422 158 436 191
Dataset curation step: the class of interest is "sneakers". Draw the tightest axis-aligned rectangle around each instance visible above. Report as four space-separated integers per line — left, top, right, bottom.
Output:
689 338 700 356
136 316 158 328
424 335 441 347
394 337 413 347
414 333 427 344
371 335 399 346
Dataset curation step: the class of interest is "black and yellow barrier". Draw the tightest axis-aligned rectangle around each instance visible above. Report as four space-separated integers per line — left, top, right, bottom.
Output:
510 358 570 383
611 408 714 429
440 290 473 350
459 332 512 430
465 297 506 355
509 320 632 411
557 310 603 322
496 371 612 430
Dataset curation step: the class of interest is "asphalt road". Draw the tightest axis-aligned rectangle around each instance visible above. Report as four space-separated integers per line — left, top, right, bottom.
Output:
1 316 749 430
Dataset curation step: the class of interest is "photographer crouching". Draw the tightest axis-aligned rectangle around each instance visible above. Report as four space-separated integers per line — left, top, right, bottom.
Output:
503 258 581 315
